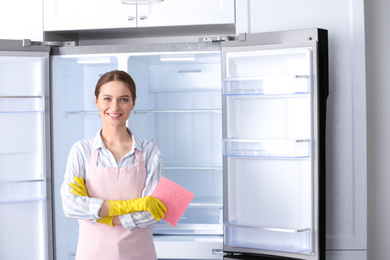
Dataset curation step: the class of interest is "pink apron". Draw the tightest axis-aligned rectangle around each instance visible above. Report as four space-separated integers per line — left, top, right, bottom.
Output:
76 148 157 260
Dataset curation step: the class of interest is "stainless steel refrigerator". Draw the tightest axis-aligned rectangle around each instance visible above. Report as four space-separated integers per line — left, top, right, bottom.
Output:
0 28 327 260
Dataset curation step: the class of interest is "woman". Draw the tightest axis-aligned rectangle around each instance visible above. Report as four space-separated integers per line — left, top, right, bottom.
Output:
61 70 167 260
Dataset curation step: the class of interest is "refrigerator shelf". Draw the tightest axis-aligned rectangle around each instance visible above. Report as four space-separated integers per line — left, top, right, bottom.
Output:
223 138 310 158
153 223 223 235
223 222 311 253
222 75 310 96
189 203 223 208
163 166 222 170
66 111 99 115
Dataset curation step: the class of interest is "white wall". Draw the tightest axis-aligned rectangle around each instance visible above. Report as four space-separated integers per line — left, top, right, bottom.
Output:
365 1 390 260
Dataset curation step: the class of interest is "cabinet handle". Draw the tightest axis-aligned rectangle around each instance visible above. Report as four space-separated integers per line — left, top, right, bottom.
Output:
139 15 148 20
128 16 135 21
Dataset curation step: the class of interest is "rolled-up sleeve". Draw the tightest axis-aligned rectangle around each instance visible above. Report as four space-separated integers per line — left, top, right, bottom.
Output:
61 143 103 221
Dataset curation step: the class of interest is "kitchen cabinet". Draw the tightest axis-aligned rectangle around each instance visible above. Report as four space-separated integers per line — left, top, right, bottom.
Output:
44 0 235 32
0 0 43 41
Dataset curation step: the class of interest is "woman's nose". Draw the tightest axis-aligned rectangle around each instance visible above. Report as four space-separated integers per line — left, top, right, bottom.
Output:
111 100 120 110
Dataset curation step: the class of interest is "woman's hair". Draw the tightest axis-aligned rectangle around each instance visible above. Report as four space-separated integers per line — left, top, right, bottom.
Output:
95 70 136 102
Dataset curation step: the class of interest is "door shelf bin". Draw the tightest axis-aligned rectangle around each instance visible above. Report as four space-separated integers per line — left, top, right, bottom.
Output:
223 139 310 158
0 97 44 113
224 222 311 253
0 179 46 203
222 76 309 96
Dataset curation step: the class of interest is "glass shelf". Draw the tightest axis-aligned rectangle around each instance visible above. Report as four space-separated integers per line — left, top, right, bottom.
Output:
66 111 99 115
224 221 311 253
223 139 310 158
222 75 309 96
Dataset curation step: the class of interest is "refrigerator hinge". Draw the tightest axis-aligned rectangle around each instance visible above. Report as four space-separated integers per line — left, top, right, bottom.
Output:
199 35 237 43
22 39 77 48
211 249 228 256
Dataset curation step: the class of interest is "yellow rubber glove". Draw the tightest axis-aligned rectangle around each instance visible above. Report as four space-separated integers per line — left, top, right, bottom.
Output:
69 177 88 196
69 176 114 227
109 196 167 221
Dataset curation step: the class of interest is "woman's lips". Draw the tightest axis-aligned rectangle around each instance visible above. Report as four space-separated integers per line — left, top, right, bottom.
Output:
107 113 121 119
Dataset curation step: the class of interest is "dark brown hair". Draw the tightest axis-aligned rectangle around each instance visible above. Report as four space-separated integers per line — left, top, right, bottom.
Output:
95 70 136 102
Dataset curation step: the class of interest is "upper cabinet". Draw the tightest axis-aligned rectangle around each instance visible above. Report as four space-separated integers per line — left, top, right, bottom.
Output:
44 0 137 31
44 0 235 31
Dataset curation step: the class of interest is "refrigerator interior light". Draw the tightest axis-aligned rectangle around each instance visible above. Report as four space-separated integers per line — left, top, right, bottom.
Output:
160 55 196 62
121 0 164 5
76 57 112 64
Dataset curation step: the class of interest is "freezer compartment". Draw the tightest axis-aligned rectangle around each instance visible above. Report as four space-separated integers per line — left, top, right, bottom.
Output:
0 55 45 96
222 75 309 95
223 138 310 158
224 222 310 253
225 94 310 140
0 180 46 202
0 200 48 260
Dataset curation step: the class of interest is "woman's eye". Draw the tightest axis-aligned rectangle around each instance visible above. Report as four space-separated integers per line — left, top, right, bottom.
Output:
121 98 129 102
103 97 111 101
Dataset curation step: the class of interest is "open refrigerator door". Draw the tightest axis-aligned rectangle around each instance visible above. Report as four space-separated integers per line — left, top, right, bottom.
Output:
221 29 328 260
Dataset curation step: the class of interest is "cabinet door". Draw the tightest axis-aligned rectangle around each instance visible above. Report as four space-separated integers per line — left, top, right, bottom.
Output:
137 0 235 27
44 0 136 31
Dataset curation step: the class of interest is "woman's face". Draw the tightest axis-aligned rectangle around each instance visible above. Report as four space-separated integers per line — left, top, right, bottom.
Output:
95 80 135 128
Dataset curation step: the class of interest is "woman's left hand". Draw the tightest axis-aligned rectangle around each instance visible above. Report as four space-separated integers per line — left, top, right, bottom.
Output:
69 177 89 197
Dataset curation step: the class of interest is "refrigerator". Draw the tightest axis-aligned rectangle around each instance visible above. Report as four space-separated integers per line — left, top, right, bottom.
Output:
0 28 328 260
